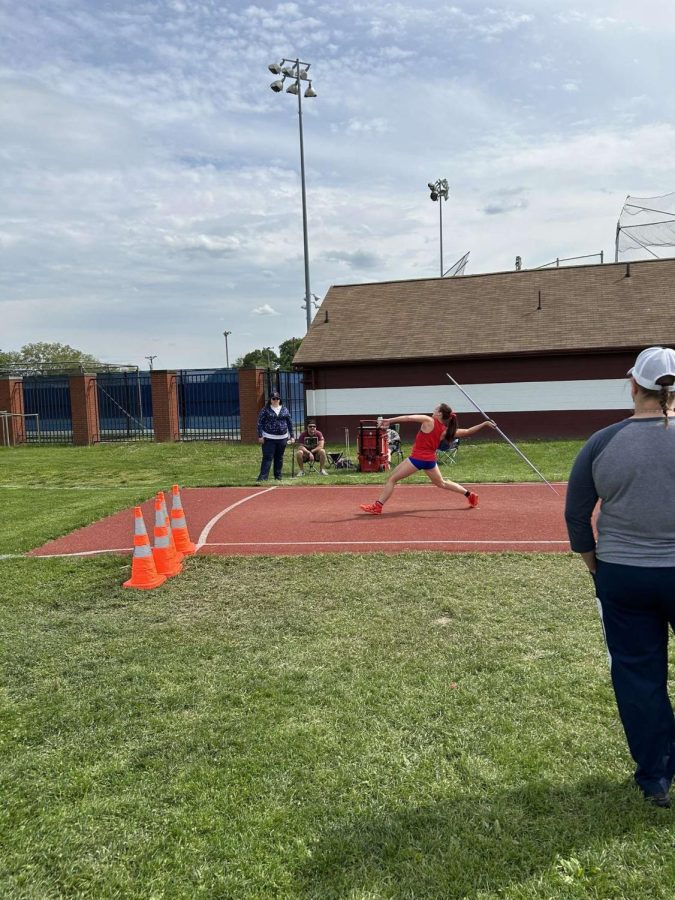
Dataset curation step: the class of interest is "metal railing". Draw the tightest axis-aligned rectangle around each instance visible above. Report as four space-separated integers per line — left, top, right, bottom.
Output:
177 369 240 440
22 376 72 443
266 369 306 432
97 371 153 441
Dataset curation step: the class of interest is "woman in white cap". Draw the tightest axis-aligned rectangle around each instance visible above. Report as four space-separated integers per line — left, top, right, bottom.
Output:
565 346 675 808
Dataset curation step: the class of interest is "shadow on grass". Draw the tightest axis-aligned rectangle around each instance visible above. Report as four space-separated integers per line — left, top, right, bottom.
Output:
296 776 666 898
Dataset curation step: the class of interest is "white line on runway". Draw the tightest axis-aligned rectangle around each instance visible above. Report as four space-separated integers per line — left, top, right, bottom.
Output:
203 539 569 547
196 486 277 550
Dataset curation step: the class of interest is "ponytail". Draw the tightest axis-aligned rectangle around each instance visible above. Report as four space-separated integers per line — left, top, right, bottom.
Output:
438 403 457 442
655 375 675 427
638 377 674 427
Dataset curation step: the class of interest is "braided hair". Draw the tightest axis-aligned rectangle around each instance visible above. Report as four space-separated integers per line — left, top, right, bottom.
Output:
637 376 675 427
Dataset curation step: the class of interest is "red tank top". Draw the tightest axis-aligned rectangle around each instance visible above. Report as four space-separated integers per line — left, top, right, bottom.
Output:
411 417 447 461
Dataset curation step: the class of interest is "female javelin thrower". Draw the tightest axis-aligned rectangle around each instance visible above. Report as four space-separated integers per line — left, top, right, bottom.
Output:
360 403 496 514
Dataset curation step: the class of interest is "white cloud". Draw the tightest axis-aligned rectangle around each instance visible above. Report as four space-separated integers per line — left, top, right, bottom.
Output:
252 304 281 316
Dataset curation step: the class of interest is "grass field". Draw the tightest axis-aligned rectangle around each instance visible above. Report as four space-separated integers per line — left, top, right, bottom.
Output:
1 442 674 898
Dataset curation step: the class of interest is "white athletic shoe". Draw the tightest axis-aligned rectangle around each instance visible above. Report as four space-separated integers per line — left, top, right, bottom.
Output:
295 471 305 477
320 469 328 476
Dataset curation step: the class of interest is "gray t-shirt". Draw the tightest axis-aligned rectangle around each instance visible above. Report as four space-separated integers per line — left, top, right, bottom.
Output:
565 417 675 566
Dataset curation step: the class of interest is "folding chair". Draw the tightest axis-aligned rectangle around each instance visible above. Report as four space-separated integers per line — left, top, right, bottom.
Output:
437 437 460 465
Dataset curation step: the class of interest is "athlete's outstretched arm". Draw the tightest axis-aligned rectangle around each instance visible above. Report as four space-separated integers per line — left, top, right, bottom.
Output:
382 414 433 428
456 420 497 438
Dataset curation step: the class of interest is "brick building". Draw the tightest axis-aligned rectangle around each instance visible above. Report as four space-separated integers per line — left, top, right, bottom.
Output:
293 258 675 442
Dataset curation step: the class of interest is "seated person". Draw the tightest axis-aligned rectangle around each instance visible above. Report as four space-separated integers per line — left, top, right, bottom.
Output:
386 427 401 461
295 421 328 475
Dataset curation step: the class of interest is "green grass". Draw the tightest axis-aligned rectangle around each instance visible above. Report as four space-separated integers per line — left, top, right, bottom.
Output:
2 441 674 898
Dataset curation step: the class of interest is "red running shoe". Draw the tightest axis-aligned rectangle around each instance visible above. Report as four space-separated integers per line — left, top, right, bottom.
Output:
467 491 479 508
360 502 383 515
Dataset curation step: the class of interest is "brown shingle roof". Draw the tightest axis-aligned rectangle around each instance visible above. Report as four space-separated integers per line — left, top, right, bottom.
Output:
293 258 675 366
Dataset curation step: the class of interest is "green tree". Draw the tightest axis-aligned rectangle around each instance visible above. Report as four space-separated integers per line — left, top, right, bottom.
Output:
233 347 280 369
0 348 19 369
5 342 103 374
278 337 303 370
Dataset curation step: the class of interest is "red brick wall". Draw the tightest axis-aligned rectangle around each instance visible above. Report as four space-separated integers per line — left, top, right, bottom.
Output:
68 375 100 445
0 378 27 445
151 371 180 442
238 368 266 443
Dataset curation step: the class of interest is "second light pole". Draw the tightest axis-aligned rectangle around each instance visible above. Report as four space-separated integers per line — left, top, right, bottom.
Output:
223 331 231 368
268 57 317 332
428 178 449 277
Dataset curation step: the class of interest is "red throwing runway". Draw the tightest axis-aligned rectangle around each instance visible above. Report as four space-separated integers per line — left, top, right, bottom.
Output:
28 483 571 558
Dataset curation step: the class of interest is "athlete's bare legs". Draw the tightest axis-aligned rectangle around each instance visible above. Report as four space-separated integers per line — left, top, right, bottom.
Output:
424 464 469 494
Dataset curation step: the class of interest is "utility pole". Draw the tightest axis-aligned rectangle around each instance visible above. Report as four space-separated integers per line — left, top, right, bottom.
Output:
145 355 157 370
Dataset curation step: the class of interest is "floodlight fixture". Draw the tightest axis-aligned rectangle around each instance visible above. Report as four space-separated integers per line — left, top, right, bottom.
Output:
428 178 450 277
268 62 282 74
286 81 299 95
304 82 317 98
281 66 296 77
270 79 284 92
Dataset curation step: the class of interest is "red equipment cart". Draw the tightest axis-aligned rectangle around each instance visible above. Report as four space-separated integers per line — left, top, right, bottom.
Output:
357 420 390 472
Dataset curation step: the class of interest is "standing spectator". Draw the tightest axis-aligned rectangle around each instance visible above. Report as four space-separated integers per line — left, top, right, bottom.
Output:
565 346 675 808
295 421 328 476
256 391 294 482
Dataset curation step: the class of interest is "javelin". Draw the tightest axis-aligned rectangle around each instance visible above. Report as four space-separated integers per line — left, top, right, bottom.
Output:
446 373 559 496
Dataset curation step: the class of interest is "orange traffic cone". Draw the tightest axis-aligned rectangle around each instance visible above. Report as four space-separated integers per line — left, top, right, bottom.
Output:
158 491 184 565
170 484 196 554
123 507 167 590
152 496 183 577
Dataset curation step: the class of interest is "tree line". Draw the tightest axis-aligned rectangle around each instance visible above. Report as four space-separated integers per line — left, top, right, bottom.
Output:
1 338 304 374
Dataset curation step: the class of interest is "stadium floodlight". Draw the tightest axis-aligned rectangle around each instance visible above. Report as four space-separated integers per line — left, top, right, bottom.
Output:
268 62 282 74
428 178 450 276
267 57 317 333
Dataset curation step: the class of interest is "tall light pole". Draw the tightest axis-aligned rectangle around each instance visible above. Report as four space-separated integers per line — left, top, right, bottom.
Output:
223 331 231 368
145 355 157 370
268 57 317 332
428 179 449 277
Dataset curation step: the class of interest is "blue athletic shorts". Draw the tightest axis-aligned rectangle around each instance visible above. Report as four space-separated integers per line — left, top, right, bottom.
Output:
408 457 437 470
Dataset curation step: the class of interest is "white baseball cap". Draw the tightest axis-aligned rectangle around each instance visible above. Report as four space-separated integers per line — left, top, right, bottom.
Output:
628 346 675 392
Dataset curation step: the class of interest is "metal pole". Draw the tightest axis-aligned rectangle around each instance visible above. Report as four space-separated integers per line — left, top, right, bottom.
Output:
296 60 312 333
439 196 443 278
223 331 231 368
445 372 560 495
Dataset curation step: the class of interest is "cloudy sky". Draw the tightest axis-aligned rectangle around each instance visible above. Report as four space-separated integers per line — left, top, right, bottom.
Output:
2 0 674 369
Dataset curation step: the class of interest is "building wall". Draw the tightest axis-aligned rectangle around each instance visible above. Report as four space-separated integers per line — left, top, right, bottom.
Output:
302 351 637 442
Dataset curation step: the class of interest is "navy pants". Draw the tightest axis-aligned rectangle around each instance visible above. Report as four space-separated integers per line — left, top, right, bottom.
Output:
257 438 288 481
595 560 675 795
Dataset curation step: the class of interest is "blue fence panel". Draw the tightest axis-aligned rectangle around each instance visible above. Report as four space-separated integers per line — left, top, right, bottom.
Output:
97 372 154 441
177 369 240 440
23 376 72 443
268 370 306 432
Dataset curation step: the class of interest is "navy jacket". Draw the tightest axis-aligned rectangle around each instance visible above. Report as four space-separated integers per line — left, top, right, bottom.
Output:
256 404 294 439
